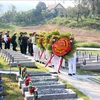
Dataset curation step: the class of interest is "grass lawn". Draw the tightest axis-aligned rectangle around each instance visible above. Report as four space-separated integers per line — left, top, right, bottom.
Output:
2 74 23 100
0 57 49 72
92 78 100 82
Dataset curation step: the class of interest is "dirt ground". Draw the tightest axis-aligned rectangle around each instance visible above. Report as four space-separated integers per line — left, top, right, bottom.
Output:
17 24 100 42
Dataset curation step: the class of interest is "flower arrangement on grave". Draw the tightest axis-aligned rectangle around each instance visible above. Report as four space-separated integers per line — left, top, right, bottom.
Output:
17 63 22 75
21 67 27 80
24 75 30 86
36 95 42 100
29 81 36 94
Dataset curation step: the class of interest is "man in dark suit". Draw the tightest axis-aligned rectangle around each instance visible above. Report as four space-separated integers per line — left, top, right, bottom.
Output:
18 32 23 53
6 31 11 49
11 33 17 51
0 32 3 49
22 32 29 55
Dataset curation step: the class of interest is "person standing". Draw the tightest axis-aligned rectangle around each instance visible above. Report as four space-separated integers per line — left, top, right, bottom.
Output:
18 32 23 53
32 32 40 61
6 31 11 49
4 33 8 49
28 33 33 56
68 52 76 76
0 32 3 49
21 32 28 55
11 33 17 51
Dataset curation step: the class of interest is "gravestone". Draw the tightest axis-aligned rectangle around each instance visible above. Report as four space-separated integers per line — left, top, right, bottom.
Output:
16 71 52 82
18 75 57 88
24 89 77 100
22 81 65 95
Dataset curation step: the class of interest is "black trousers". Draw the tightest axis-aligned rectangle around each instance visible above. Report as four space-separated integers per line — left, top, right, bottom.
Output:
0 42 2 49
20 45 23 53
28 43 33 56
12 42 17 51
5 42 7 49
22 44 27 55
7 41 10 49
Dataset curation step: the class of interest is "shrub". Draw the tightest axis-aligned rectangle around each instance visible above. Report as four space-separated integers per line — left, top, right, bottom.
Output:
77 41 100 48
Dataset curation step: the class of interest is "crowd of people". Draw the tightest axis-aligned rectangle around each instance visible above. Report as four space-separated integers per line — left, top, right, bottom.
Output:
0 31 17 51
0 31 34 56
0 30 76 75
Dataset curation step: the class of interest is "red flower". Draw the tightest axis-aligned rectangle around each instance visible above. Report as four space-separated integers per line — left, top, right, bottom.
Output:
8 38 12 41
29 87 36 94
25 77 30 86
27 74 30 77
18 64 22 67
23 68 27 71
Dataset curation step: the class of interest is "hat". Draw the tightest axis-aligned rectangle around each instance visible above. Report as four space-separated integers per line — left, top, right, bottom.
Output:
7 30 10 32
20 32 23 34
14 33 17 35
32 32 36 35
0 32 3 34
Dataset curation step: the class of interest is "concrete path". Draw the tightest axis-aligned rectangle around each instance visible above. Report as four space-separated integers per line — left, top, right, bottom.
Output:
59 71 100 100
47 66 100 100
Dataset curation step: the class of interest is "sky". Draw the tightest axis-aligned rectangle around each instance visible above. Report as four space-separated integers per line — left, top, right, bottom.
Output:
0 0 74 12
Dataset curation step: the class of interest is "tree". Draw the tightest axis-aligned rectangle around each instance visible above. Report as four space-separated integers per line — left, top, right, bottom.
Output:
36 2 46 11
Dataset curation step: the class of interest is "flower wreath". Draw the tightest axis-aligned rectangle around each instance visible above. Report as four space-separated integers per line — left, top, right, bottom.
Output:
44 30 77 60
35 31 47 50
53 33 77 60
44 30 60 54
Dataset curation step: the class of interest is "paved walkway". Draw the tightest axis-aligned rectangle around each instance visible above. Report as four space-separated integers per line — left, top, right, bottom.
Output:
47 67 100 100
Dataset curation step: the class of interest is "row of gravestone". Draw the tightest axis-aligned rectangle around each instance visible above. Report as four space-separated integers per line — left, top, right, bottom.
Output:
0 73 3 100
0 49 36 68
76 51 100 71
16 67 80 100
1 49 100 71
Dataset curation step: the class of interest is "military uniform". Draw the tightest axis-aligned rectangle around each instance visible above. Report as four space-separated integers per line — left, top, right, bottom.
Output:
4 33 8 49
0 32 2 49
21 33 28 55
18 32 23 53
68 52 76 76
32 33 39 61
11 33 17 51
6 31 11 49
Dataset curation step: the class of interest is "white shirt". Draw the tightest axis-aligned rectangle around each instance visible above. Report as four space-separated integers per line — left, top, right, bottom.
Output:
31 36 36 44
4 34 8 42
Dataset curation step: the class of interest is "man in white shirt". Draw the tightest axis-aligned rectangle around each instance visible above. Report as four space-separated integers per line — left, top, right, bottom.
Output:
4 33 8 49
